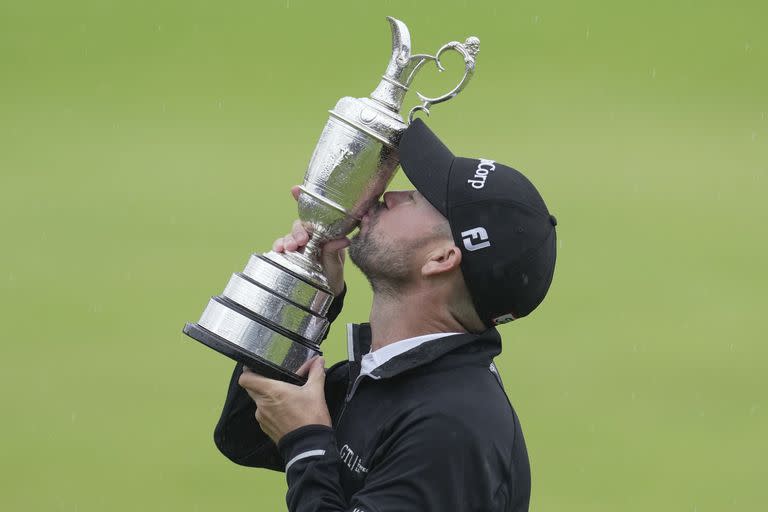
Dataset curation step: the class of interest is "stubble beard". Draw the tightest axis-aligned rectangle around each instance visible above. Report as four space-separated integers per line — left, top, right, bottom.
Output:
349 207 412 296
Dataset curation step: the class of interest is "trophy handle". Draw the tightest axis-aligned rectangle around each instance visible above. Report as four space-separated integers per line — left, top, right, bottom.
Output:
406 36 481 123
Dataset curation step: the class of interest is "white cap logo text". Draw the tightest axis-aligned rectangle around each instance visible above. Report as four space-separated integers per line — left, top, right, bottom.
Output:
467 159 496 189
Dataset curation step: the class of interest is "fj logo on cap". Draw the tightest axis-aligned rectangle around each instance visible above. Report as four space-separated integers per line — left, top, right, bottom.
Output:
467 159 496 189
461 227 491 251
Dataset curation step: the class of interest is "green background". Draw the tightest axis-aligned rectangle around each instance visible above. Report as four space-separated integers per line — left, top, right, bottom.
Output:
1 0 765 510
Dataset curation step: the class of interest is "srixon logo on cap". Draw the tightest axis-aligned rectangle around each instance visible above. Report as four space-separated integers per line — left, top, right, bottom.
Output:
492 312 516 325
467 159 496 189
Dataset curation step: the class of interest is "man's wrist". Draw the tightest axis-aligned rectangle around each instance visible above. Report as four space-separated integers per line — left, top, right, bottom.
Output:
325 283 347 326
277 424 336 470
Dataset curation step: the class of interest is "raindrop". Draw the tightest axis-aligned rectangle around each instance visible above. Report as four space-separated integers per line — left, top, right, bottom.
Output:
749 404 759 416
650 67 656 79
751 131 757 141
71 412 77 423
585 28 590 40
745 41 751 52
532 15 540 25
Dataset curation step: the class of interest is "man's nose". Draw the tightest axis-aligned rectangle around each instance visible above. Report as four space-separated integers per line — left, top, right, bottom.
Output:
382 190 412 209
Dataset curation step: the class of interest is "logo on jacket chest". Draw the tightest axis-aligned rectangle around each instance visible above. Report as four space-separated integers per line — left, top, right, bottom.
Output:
339 443 369 476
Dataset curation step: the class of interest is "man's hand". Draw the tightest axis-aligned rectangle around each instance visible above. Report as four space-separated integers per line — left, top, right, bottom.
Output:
272 186 349 296
238 356 331 444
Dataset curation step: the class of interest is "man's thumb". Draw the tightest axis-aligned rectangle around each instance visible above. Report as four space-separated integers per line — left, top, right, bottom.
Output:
306 356 326 386
322 238 349 263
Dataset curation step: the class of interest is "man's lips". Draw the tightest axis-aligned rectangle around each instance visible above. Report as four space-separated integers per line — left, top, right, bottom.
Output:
361 208 373 223
360 202 383 224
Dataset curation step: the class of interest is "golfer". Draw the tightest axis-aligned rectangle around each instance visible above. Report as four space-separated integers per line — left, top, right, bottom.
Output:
214 119 558 511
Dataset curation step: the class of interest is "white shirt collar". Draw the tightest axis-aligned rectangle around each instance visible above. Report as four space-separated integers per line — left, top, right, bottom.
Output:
359 332 463 379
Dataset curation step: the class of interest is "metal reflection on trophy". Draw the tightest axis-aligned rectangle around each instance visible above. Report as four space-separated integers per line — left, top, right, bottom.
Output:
183 17 480 383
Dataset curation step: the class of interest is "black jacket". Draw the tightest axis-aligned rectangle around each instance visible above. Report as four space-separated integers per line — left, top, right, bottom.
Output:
214 290 531 511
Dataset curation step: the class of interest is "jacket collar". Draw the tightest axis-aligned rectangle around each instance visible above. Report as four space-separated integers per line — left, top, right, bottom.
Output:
345 323 502 381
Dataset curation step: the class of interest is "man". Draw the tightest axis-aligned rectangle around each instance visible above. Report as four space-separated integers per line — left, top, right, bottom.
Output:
213 119 558 511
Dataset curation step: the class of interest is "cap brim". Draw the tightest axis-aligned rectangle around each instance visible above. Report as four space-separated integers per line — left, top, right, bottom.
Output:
399 118 455 217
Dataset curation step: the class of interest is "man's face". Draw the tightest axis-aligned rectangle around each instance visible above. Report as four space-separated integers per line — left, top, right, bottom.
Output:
349 189 451 291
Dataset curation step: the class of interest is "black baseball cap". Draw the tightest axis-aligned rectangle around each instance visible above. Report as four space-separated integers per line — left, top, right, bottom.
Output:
399 118 557 327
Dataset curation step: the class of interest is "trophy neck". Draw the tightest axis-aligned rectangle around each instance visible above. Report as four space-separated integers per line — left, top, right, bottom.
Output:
368 58 428 112
368 17 429 113
369 79 408 113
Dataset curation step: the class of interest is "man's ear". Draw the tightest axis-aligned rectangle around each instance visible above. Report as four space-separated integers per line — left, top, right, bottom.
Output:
421 243 463 277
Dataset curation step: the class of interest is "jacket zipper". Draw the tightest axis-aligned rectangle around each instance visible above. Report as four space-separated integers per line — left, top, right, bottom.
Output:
334 361 359 426
335 323 358 426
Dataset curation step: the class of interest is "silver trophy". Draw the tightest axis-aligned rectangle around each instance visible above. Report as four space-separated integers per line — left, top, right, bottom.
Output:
184 17 479 383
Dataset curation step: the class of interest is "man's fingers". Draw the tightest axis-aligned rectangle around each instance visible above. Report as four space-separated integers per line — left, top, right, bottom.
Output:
295 356 317 378
305 356 326 387
290 185 301 202
239 369 279 395
291 220 309 245
244 388 260 403
283 235 298 252
273 221 307 254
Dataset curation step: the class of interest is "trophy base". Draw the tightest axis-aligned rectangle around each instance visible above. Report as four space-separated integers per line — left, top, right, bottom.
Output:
183 323 309 385
184 251 333 384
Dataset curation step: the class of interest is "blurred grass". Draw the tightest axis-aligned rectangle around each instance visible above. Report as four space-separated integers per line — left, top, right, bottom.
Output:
1 0 766 510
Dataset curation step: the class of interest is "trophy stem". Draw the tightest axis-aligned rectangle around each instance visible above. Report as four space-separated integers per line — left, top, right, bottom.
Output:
303 236 322 264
